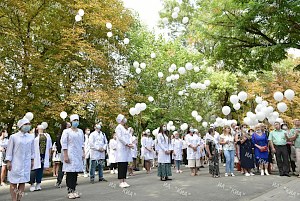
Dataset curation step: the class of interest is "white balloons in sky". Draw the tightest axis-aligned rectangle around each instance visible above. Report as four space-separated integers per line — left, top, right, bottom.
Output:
25 112 34 121
174 74 179 79
169 67 175 73
41 122 48 129
148 96 154 102
162 17 168 24
274 91 283 101
78 9 84 16
238 91 247 102
136 68 141 74
174 7 180 13
202 122 208 128
178 91 184 96
185 62 193 70
106 22 112 29
133 61 139 68
194 67 200 72
190 82 197 89
233 103 241 110
60 111 67 119
277 102 287 113
151 53 156 58
230 95 239 104
75 15 82 22
191 110 198 117
124 38 129 45
171 64 177 70
140 63 146 69
178 67 186 75
255 96 262 104
222 106 231 115
284 89 295 100
107 32 112 37
204 80 210 86
158 72 164 78
196 115 202 122
182 17 189 24
166 77 172 82
172 12 178 19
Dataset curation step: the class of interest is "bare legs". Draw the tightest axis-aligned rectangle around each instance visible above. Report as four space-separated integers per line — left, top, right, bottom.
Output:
10 183 25 201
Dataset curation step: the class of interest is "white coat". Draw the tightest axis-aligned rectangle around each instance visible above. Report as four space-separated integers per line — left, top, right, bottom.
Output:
186 134 200 160
154 139 159 159
6 131 35 184
140 136 146 158
131 135 138 158
32 133 52 170
143 137 153 160
109 138 117 163
197 137 205 158
61 128 84 172
172 138 183 160
84 134 91 158
115 124 133 162
89 130 108 160
157 133 172 163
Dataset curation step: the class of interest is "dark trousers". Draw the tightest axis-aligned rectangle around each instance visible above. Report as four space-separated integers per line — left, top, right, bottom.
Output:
66 172 78 193
183 149 188 165
30 154 45 184
111 163 117 169
57 162 64 185
287 144 296 172
275 145 289 175
118 162 128 179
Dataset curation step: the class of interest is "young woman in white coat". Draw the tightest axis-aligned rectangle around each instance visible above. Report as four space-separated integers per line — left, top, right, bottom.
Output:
186 126 201 176
109 133 118 174
157 124 173 181
0 129 9 186
129 127 139 171
83 127 91 178
115 114 134 188
6 118 34 201
61 114 85 199
172 131 183 173
29 125 52 192
143 129 153 174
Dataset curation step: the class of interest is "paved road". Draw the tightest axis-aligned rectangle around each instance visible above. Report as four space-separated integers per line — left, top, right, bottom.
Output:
0 165 299 201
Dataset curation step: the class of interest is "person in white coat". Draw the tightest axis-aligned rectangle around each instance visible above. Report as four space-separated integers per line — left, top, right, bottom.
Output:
6 118 34 201
61 114 85 199
89 123 108 183
172 131 183 173
153 134 159 167
143 129 153 174
29 124 52 192
83 127 91 177
129 127 139 171
186 126 201 176
0 129 9 186
109 133 118 174
115 114 133 188
157 124 173 181
195 129 205 168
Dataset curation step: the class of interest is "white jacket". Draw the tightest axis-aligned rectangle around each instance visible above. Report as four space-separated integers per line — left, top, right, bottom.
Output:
172 138 183 160
186 134 200 160
109 138 117 163
115 124 133 162
32 133 52 170
143 137 153 160
157 133 173 163
89 130 107 160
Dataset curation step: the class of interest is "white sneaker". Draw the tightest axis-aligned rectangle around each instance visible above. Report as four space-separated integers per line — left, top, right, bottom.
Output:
245 173 250 177
29 185 35 192
250 172 255 176
176 170 179 173
119 182 126 188
114 169 118 174
185 165 188 167
35 184 41 191
110 170 114 174
261 170 264 176
84 173 89 177
0 183 7 187
143 168 146 170
265 170 269 176
123 182 130 187
179 170 183 173
95 172 98 175
223 164 226 167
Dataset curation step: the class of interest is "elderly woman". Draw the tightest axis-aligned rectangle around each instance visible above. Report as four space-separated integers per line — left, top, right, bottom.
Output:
206 128 221 178
61 114 85 199
252 124 269 176
115 114 133 188
6 118 35 201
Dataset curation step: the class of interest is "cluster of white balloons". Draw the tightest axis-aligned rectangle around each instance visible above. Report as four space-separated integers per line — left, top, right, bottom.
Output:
129 103 147 116
180 123 188 131
229 91 248 111
75 9 84 22
166 74 180 82
215 117 237 127
190 80 210 90
162 6 189 24
178 90 187 96
191 111 202 122
274 89 295 113
167 121 176 131
106 22 113 38
133 61 146 74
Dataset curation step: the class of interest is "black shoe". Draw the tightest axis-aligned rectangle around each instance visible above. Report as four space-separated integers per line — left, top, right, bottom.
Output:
99 178 107 182
280 173 284 176
284 174 291 177
90 180 94 184
166 177 172 180
200 166 205 168
133 168 139 171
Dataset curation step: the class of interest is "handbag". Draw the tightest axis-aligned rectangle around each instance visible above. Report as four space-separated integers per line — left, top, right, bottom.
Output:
254 133 267 152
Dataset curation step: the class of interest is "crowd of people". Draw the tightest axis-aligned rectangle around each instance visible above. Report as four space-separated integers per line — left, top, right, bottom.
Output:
1 114 300 200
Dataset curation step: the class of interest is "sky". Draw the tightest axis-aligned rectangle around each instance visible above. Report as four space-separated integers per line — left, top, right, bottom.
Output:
122 0 300 58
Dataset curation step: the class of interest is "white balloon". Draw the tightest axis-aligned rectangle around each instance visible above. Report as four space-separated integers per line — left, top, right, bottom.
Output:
178 67 186 75
166 77 172 82
25 112 34 121
262 100 268 107
151 53 156 58
129 108 137 116
158 72 164 78
202 122 208 128
172 12 178 19
190 82 197 89
196 83 202 89
276 118 283 124
194 67 200 72
233 103 241 110
75 15 82 22
148 96 154 102
256 112 265 121
267 106 274 113
244 117 251 125
171 64 177 70
171 126 176 131
174 74 179 79
135 103 142 111
238 91 247 102
140 63 146 69
140 103 147 111
249 113 257 121
185 62 193 70
255 97 262 104
41 122 48 129
261 107 270 117
216 117 223 124
204 80 210 86
162 17 168 24
169 67 175 73
170 74 175 80
274 91 283 101
60 111 67 119
182 17 189 24
277 102 287 113
78 9 84 16
174 7 180 13
106 22 112 29
222 106 231 116
273 111 279 119
136 68 141 74
268 118 276 125
107 32 112 37
178 91 183 96
284 89 295 100
168 121 174 126
124 38 129 45
247 112 253 117
191 111 198 118
133 61 139 68
196 115 202 122
256 104 264 112
230 95 239 105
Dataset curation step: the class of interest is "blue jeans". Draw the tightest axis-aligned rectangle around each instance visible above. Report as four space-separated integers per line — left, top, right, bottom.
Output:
83 157 90 174
175 160 181 170
30 154 45 184
224 150 235 174
90 159 104 180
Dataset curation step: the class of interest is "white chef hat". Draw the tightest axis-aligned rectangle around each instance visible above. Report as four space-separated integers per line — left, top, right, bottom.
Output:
17 118 30 128
116 114 124 124
146 129 150 135
194 129 199 133
210 124 215 128
173 131 178 136
38 125 44 130
70 114 79 122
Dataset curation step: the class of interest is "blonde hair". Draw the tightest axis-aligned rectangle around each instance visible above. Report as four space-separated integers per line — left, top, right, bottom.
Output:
223 125 232 136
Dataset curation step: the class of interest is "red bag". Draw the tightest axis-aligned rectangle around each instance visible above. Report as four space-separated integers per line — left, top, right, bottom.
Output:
254 133 268 152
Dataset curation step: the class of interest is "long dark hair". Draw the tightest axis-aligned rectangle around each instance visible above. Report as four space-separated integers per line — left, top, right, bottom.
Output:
187 126 193 134
35 127 39 138
158 124 169 143
58 121 67 136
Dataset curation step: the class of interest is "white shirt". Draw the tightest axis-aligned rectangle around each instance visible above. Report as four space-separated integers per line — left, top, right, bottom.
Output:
32 133 52 170
115 124 133 162
143 136 153 160
0 138 8 149
6 131 35 184
186 134 200 160
130 135 138 158
89 130 108 160
61 128 85 172
172 138 183 160
220 134 235 151
84 134 91 158
157 133 173 163
109 138 117 163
